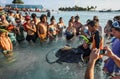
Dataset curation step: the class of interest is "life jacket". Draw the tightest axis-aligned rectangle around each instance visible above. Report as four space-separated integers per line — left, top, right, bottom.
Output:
92 34 104 50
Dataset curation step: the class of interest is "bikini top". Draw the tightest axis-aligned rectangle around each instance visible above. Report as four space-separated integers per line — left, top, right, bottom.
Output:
49 27 56 32
58 25 64 29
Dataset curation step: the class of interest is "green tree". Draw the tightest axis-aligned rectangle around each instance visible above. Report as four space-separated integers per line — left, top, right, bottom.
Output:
90 6 94 10
12 0 24 4
58 5 96 11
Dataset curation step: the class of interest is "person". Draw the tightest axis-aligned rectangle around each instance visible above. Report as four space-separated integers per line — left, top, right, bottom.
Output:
85 48 100 79
7 11 16 25
48 16 57 41
14 10 20 19
85 21 120 79
0 14 9 29
104 20 113 39
73 15 83 35
31 13 40 26
113 16 120 22
87 20 104 65
14 18 25 43
47 10 51 17
15 11 24 24
0 29 13 57
65 20 76 40
6 24 16 45
57 17 65 37
93 16 102 34
37 14 48 42
77 40 91 61
103 21 120 76
23 16 36 43
85 46 120 79
31 13 40 41
25 12 29 16
81 19 91 37
87 20 103 50
70 16 75 24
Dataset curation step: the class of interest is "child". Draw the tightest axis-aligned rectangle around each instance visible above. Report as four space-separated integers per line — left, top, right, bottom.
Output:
77 36 91 61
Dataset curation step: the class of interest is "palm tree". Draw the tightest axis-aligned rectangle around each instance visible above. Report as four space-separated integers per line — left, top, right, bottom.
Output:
12 0 24 4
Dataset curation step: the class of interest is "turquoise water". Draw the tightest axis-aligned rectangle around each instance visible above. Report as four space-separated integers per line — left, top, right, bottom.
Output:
0 11 120 79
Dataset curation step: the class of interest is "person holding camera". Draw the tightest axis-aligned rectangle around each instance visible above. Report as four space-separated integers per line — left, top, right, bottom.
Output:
103 21 120 76
85 46 120 79
85 21 120 79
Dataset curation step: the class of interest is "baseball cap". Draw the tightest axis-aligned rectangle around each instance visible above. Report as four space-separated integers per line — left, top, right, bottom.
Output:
25 15 30 20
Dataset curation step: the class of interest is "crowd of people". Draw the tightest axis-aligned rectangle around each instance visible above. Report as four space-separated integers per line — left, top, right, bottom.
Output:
0 8 120 79
85 16 120 79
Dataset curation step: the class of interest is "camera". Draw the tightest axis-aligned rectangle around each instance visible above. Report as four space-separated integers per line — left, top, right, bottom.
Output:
100 50 106 54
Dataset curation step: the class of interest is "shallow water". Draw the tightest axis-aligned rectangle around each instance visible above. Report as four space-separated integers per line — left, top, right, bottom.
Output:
0 36 105 79
0 11 119 79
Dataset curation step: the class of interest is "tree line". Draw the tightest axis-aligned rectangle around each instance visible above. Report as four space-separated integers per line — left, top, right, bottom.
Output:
59 5 97 11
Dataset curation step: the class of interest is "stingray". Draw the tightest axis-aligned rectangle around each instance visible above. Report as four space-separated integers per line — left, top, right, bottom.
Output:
46 46 84 64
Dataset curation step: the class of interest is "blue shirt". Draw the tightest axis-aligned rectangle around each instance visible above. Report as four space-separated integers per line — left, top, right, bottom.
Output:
104 38 120 73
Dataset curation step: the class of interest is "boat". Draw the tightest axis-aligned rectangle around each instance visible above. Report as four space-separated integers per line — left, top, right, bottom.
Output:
99 9 112 12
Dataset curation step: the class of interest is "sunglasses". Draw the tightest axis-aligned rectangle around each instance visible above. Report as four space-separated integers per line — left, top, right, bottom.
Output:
112 21 120 28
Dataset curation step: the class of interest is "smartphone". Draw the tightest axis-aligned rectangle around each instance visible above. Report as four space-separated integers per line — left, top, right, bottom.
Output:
100 50 106 54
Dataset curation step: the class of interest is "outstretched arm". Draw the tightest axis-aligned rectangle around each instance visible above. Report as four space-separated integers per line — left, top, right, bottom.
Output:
85 49 101 79
85 59 96 79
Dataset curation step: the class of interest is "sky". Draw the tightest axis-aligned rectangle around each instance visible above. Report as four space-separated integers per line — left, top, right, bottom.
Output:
0 0 120 10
